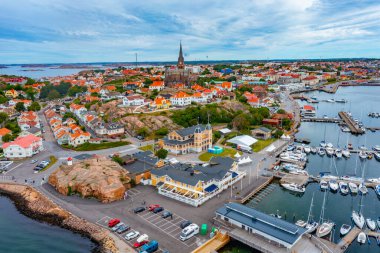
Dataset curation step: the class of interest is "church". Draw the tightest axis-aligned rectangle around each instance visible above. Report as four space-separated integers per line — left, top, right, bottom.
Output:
164 42 198 87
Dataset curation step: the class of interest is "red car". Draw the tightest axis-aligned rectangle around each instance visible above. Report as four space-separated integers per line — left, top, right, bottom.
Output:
148 204 160 211
133 240 148 248
108 218 120 227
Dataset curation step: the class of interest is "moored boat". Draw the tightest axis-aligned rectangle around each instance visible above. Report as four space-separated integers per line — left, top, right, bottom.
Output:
320 180 329 191
280 183 305 193
359 183 368 195
339 182 349 195
318 148 325 156
310 147 317 154
348 182 358 194
335 149 342 158
316 222 334 238
340 224 351 236
357 232 367 244
366 218 377 231
374 152 380 161
326 147 334 156
359 151 367 160
373 145 380 152
328 180 339 192
342 149 350 158
375 185 380 197
352 211 365 229
295 220 307 228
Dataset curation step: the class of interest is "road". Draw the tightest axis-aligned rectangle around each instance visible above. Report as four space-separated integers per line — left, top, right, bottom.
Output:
1 108 280 253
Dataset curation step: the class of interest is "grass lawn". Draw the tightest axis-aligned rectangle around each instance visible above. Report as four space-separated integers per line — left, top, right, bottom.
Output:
139 144 154 151
40 156 57 172
251 138 276 152
64 141 130 151
198 147 242 162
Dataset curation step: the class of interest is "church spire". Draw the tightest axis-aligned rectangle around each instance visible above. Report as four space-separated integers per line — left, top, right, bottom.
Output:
177 41 185 69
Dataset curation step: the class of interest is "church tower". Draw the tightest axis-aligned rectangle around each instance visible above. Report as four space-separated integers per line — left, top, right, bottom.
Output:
177 41 185 69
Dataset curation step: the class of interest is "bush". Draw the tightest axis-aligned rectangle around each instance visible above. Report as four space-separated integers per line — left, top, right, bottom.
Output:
155 148 168 159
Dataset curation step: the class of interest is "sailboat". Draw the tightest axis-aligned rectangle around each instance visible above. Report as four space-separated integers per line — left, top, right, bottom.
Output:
352 194 365 229
316 191 334 238
320 125 327 148
359 161 368 195
305 193 319 234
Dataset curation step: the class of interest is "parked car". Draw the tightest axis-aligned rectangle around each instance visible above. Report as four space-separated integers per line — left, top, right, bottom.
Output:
125 231 140 240
133 240 148 248
136 135 144 140
133 207 146 214
30 159 38 164
139 240 159 253
161 211 172 219
153 207 164 213
112 222 124 232
136 234 149 243
108 218 121 228
148 204 160 211
116 224 130 234
179 220 192 229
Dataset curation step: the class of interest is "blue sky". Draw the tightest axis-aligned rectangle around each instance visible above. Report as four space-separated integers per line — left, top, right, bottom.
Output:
1 0 380 64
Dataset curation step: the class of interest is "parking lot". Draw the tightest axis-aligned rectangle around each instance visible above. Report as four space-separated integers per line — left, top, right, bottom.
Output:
96 215 169 253
136 209 202 248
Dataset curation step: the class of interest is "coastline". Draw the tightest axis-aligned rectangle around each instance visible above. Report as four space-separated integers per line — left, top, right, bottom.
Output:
0 183 120 253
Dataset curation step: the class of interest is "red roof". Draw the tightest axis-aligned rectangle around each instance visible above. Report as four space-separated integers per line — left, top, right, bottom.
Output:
2 134 41 149
303 105 314 110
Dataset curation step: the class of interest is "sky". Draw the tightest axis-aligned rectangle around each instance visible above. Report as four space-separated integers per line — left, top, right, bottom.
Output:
1 0 380 64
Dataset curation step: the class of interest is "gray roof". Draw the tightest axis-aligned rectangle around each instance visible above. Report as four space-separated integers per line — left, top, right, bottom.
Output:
162 137 193 145
255 127 271 133
122 151 158 174
216 203 306 246
175 124 206 137
151 156 235 186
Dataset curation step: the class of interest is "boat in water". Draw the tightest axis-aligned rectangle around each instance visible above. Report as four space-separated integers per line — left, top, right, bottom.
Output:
348 182 358 194
335 149 342 158
326 143 333 148
377 218 380 229
310 147 317 154
320 180 329 191
280 183 305 193
373 145 380 152
342 149 350 158
318 148 325 156
358 183 368 195
352 211 365 229
339 182 349 195
335 99 347 103
305 193 319 234
316 191 334 238
304 146 311 154
328 180 339 192
374 152 380 161
357 232 367 244
340 224 351 236
366 218 377 231
295 220 307 228
375 185 380 197
359 151 367 160
320 141 326 148
326 147 334 156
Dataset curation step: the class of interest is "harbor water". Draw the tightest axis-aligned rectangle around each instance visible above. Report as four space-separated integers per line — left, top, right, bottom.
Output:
0 196 96 253
246 86 380 253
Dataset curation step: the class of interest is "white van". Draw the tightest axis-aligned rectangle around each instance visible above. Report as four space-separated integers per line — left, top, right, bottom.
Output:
237 145 252 154
179 224 199 241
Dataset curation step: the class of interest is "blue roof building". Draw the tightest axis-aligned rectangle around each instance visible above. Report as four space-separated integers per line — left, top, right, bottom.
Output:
216 202 307 249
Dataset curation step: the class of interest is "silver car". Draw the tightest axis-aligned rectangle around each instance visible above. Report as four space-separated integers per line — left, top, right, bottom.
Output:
124 231 139 240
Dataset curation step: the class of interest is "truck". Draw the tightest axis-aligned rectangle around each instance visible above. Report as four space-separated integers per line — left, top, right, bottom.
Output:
139 240 158 253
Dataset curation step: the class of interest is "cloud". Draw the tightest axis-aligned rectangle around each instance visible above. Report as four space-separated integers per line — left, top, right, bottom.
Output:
0 0 379 63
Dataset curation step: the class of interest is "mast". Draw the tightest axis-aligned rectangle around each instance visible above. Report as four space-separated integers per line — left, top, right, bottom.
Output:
319 191 327 224
307 193 315 223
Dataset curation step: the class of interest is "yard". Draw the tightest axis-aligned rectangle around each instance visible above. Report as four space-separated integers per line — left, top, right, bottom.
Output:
139 144 154 151
198 147 242 162
251 138 276 152
63 141 130 151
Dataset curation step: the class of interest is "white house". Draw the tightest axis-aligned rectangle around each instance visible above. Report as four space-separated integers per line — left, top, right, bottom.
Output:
170 91 192 106
122 95 147 106
2 134 44 159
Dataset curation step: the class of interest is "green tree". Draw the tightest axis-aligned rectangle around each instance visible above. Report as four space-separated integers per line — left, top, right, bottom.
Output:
0 112 8 124
68 86 87 97
28 101 41 111
155 127 169 137
277 109 286 114
112 156 124 165
47 90 61 100
15 102 26 112
273 129 284 138
155 148 168 159
0 96 8 104
2 134 13 143
136 127 149 137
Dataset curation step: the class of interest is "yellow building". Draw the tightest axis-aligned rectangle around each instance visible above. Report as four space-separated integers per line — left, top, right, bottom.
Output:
150 156 245 206
149 96 171 110
5 89 19 98
159 124 212 155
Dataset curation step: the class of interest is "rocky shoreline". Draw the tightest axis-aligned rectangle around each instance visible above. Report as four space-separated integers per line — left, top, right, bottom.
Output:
0 183 118 253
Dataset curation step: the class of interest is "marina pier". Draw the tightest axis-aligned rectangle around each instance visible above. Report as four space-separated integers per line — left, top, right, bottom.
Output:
338 111 364 134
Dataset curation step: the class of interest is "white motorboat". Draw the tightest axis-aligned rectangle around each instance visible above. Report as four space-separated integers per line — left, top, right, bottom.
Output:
357 232 367 244
326 147 334 156
352 211 365 229
316 222 334 238
341 127 350 132
348 182 358 194
281 183 305 193
328 180 339 192
304 146 311 154
320 180 329 191
305 221 319 234
366 218 377 231
342 149 350 158
310 147 317 154
377 218 380 229
326 99 335 103
326 143 333 148
295 220 307 228
359 151 367 160
335 149 342 158
374 152 380 161
320 141 326 148
358 183 368 195
339 182 349 195
289 169 309 176
375 185 380 197
340 224 351 236
372 145 380 152
359 145 367 151
318 148 325 156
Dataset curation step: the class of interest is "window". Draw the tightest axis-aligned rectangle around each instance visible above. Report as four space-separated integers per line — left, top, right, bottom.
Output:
224 217 229 222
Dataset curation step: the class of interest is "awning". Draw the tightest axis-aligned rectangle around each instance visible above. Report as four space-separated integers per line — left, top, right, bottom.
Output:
232 172 238 178
204 184 218 193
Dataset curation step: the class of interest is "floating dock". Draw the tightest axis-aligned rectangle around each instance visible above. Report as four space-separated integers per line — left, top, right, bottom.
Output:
338 112 364 134
301 117 343 123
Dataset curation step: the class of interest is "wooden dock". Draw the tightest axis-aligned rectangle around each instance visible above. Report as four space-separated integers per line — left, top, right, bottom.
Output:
275 172 309 186
301 117 343 123
239 177 273 204
337 227 361 251
338 111 364 134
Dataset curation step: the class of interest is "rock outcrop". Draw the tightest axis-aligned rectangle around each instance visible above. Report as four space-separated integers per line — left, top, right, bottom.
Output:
49 157 130 203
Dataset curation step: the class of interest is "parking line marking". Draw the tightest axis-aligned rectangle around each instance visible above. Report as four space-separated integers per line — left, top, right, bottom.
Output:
162 223 177 231
4 163 23 174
